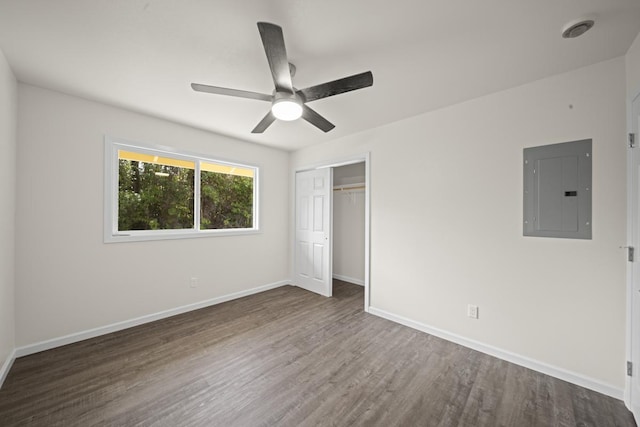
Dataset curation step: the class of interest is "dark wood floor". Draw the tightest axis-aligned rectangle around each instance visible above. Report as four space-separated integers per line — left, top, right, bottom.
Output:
0 280 635 426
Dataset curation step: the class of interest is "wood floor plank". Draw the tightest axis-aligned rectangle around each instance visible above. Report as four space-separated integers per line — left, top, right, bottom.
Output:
0 280 635 426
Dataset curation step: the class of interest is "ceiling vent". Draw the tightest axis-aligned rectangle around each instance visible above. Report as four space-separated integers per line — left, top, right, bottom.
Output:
562 19 595 39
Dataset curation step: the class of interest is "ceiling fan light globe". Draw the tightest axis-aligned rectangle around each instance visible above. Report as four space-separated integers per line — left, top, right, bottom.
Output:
272 99 303 121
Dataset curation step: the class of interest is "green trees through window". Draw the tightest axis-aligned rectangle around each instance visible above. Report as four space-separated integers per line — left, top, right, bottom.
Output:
200 170 253 230
118 160 195 231
110 144 257 239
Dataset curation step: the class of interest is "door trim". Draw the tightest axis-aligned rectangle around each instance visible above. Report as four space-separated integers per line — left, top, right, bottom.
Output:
626 90 640 416
294 153 371 312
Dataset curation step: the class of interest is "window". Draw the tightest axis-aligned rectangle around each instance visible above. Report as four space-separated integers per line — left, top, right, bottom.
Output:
105 137 258 242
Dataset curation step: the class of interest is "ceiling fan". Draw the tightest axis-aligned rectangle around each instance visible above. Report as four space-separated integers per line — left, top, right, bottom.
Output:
191 22 374 134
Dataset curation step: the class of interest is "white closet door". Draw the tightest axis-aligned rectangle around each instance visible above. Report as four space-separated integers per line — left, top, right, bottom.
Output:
294 168 332 297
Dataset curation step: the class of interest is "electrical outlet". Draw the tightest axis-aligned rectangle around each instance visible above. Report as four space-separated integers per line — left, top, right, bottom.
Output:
467 304 479 319
190 277 198 288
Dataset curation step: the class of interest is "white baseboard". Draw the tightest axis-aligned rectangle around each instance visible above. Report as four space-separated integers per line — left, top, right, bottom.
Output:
368 306 623 400
15 280 290 358
0 348 16 389
332 274 364 286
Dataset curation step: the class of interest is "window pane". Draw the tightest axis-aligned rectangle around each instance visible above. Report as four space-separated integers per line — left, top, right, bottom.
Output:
200 161 254 230
118 152 195 231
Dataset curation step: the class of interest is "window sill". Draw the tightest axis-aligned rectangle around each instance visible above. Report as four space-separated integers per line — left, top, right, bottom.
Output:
104 228 261 244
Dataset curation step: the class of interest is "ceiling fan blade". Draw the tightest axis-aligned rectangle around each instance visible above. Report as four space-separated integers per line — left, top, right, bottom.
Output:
297 71 373 103
191 83 272 102
257 22 294 94
251 111 276 133
302 105 335 133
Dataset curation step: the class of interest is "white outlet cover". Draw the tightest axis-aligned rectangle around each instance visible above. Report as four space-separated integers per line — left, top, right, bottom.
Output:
467 304 479 319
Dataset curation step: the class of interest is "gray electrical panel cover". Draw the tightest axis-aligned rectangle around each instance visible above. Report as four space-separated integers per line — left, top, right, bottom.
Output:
523 139 592 239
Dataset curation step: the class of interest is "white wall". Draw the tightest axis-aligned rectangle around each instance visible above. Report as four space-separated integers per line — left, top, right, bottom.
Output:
627 32 640 101
333 163 365 284
292 57 627 392
15 84 290 347
0 49 16 381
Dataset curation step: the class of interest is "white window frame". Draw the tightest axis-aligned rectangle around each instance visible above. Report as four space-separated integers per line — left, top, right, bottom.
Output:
104 136 259 243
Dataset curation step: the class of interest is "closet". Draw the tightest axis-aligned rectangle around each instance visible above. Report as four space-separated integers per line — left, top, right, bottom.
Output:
332 163 365 286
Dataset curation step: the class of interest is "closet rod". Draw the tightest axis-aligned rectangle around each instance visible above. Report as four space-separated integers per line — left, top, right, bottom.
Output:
333 185 365 191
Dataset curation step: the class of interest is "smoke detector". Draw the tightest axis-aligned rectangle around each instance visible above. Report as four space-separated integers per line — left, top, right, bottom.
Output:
562 19 595 39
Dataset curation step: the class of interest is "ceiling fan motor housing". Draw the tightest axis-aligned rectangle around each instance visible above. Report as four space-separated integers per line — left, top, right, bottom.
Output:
272 91 303 121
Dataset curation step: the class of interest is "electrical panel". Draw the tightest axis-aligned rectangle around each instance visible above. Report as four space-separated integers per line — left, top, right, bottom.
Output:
523 139 592 239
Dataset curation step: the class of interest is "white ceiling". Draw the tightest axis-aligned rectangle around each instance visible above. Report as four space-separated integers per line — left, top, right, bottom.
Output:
0 0 639 151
